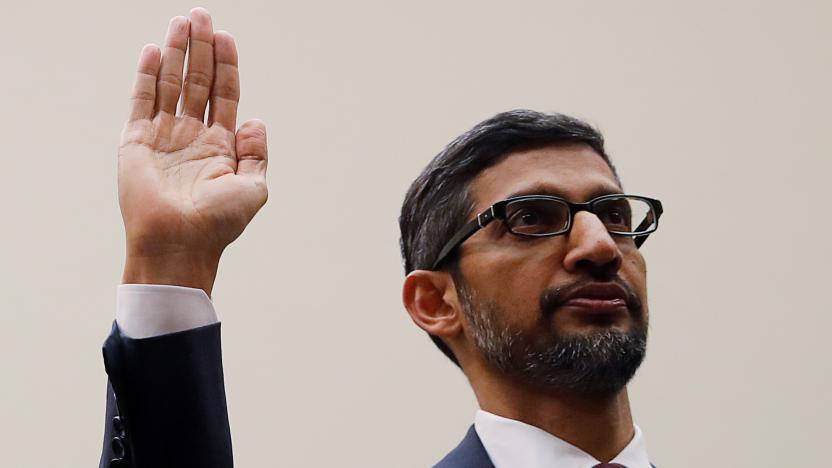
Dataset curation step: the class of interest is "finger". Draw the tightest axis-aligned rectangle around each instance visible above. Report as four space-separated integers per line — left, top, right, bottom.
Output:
235 120 268 180
155 16 189 115
181 7 215 120
128 44 161 122
207 31 240 130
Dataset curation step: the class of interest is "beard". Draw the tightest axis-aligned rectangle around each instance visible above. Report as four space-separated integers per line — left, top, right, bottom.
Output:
456 277 648 397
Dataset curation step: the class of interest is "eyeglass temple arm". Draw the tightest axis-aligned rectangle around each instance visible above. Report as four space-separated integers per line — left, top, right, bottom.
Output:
431 208 496 270
633 200 663 249
634 231 649 248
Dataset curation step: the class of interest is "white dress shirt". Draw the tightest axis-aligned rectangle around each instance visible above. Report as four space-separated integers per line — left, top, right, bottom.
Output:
116 284 218 338
475 410 651 468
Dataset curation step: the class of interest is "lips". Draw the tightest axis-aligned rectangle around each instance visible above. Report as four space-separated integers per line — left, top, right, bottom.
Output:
560 283 630 314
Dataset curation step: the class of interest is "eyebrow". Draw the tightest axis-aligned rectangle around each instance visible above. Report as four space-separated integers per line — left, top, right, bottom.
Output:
502 183 624 202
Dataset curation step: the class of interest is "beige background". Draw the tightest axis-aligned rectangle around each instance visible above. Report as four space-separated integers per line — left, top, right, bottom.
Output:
1 0 829 466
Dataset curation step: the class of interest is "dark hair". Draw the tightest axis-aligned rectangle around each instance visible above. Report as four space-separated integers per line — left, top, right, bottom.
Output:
399 109 618 366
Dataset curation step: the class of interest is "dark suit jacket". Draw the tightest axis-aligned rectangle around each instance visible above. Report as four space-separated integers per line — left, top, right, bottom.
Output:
99 321 232 468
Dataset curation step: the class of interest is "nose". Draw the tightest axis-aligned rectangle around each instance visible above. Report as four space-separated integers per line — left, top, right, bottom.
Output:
562 211 623 276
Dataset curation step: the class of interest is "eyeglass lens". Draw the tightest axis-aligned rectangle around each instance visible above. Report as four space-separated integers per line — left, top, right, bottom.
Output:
504 197 655 236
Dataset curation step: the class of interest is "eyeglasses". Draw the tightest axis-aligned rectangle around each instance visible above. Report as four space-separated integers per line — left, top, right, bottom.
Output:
431 194 664 270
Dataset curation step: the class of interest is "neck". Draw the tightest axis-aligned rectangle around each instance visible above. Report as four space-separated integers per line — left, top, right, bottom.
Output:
469 367 635 462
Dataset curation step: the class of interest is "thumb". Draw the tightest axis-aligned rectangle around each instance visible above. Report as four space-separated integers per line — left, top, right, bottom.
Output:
235 119 268 181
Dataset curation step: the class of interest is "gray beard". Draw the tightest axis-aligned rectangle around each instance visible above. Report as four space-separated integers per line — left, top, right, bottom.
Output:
458 281 648 396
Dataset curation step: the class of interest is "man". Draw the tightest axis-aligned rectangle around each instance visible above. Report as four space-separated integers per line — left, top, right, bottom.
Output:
399 110 662 467
100 8 662 468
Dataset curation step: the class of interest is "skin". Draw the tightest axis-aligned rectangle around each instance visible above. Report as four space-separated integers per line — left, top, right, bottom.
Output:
403 144 649 462
119 8 268 297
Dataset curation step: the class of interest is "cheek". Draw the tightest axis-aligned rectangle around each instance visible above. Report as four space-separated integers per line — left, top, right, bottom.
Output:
622 250 648 300
465 250 560 327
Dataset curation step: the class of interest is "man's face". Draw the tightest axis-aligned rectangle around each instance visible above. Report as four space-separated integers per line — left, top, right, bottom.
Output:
455 143 649 395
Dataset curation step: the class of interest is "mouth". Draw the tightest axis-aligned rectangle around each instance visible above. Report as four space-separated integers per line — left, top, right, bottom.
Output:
555 282 633 318
562 297 628 313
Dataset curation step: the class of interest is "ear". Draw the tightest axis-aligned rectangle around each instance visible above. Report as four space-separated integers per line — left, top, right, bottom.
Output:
402 270 463 341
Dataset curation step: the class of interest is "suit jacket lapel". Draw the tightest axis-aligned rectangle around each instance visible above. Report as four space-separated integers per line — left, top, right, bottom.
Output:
433 425 495 468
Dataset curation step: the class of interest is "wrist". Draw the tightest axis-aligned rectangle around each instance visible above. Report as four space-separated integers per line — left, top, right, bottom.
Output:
122 250 221 297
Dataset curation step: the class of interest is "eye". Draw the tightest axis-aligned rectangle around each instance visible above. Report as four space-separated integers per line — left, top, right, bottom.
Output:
515 210 541 226
596 199 634 231
505 199 569 235
605 209 626 225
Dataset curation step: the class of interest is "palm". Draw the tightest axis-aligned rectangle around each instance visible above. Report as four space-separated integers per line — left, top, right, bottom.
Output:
120 11 268 258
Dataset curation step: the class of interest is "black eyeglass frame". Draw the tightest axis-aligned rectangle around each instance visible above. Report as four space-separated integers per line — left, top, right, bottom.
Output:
430 194 663 270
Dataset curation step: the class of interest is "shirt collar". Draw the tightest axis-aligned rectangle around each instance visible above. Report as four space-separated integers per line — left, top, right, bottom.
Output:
474 409 651 468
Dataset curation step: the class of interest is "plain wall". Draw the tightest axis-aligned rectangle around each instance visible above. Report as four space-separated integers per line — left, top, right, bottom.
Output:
1 0 829 466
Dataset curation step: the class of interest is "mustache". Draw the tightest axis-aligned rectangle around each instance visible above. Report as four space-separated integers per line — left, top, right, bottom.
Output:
539 278 643 318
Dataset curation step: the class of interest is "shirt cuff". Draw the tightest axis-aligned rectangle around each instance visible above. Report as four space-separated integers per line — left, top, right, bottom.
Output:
116 284 219 339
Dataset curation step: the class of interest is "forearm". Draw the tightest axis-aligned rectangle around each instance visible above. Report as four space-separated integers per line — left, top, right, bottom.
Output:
101 321 232 468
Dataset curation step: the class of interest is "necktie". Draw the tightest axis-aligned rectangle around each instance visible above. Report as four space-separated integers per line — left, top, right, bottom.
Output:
593 464 626 468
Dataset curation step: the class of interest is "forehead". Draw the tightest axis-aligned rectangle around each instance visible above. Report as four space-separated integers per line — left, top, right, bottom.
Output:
469 144 621 209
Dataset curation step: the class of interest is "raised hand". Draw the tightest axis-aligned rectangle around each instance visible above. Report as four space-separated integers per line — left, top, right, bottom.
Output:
119 8 268 296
